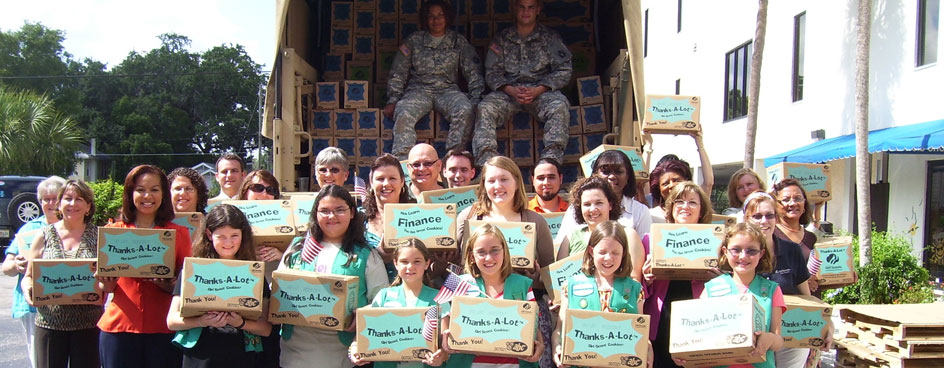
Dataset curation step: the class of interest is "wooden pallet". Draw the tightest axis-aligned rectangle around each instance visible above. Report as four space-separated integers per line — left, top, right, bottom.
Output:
833 304 944 367
838 304 944 340
844 323 944 359
836 339 944 368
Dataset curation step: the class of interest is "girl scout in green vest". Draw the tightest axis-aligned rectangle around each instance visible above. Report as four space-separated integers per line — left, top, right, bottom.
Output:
278 185 390 368
552 220 652 368
442 224 544 367
350 238 448 367
167 204 273 367
675 223 785 368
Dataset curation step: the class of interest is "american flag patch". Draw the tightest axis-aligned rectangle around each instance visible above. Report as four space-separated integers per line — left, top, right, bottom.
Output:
400 44 411 56
488 42 501 55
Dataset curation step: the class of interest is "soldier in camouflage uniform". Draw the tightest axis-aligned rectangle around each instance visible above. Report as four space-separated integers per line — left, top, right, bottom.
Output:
473 0 572 166
385 0 485 160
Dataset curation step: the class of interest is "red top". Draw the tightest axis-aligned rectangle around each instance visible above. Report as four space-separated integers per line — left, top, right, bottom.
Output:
97 221 192 334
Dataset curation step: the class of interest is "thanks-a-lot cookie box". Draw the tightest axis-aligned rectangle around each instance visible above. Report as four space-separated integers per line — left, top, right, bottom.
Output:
223 200 296 251
561 309 650 367
540 254 583 305
649 223 724 280
812 236 855 287
781 295 832 349
669 294 767 367
467 220 537 269
448 296 537 358
179 258 265 319
31 259 103 306
97 227 176 278
765 162 832 202
268 269 359 331
355 306 439 362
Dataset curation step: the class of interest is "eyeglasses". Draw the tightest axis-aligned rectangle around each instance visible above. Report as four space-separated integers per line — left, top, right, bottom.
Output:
672 200 700 208
410 160 439 169
171 186 196 194
248 184 277 196
780 196 805 205
318 166 343 175
474 248 503 259
750 213 777 221
317 207 350 217
727 247 763 257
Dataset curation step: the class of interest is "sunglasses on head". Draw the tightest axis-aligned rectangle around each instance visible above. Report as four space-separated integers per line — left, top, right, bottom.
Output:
249 184 277 195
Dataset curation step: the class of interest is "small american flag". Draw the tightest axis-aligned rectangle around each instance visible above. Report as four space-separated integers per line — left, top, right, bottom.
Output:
301 230 323 264
353 176 368 201
434 272 473 304
807 252 822 275
422 305 439 342
446 262 463 275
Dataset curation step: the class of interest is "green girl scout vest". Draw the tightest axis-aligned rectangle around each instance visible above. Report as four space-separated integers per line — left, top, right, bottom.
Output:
444 273 538 368
372 284 442 368
704 274 777 368
565 273 642 313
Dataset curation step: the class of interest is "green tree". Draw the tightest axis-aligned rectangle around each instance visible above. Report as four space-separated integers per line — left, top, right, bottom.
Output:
0 87 83 175
89 179 123 225
0 22 83 115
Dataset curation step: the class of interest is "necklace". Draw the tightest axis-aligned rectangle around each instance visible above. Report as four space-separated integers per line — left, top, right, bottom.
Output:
778 223 803 233
777 223 804 243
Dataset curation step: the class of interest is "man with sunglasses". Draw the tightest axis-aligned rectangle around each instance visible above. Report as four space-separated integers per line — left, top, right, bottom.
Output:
407 144 446 198
212 153 246 200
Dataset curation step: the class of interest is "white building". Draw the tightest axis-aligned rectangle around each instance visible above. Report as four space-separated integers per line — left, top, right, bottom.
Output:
640 0 943 279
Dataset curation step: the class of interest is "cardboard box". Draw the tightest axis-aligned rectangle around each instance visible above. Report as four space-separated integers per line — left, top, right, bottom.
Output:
355 307 438 361
381 115 395 139
354 0 375 10
269 269 359 330
540 253 583 305
543 0 591 23
670 294 767 367
376 47 397 84
448 296 537 358
509 138 535 166
643 95 701 134
377 0 398 18
172 212 204 242
356 138 383 166
765 162 832 202
384 203 459 251
399 0 421 20
31 259 103 306
580 104 607 133
354 9 376 35
509 111 534 138
467 220 536 269
330 1 353 25
711 214 737 228
344 81 370 109
546 22 594 49
577 76 603 105
347 61 373 82
570 46 597 78
568 106 583 134
356 108 381 137
323 53 346 81
420 185 477 215
335 137 357 160
435 114 452 140
491 0 512 19
206 197 224 213
539 212 566 242
334 109 357 137
330 27 354 54
812 236 855 286
469 21 492 46
561 163 583 187
415 112 435 139
311 109 335 136
562 135 585 164
222 200 296 251
353 35 375 61
316 82 341 109
290 195 317 235
561 310 649 367
495 116 509 140
468 0 490 19
374 84 389 109
399 22 420 43
649 223 724 280
376 20 399 47
97 227 177 278
781 295 832 349
578 144 648 180
180 258 265 318
495 138 510 157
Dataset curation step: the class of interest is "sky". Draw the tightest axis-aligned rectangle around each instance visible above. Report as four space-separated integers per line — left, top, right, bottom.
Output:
1 0 277 71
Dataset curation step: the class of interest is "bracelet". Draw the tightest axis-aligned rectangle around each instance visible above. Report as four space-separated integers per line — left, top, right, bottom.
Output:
235 317 246 330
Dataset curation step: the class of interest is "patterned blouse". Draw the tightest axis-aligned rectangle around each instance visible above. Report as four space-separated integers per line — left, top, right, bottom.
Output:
35 223 103 331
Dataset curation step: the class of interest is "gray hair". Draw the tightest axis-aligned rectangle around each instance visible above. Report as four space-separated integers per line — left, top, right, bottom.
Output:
315 147 349 168
36 176 67 200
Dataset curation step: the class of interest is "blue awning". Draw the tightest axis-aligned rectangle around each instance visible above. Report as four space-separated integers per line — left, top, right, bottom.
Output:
764 118 944 167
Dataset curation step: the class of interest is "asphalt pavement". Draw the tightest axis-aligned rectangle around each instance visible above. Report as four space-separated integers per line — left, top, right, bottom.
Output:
0 274 32 367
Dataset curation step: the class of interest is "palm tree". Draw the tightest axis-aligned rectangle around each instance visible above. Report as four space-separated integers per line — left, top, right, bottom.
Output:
0 87 83 176
743 0 768 168
855 0 872 266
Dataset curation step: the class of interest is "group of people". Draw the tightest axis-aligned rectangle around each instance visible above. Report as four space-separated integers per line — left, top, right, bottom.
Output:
386 0 572 167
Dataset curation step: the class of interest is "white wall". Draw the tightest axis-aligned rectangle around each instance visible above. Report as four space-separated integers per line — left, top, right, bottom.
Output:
887 154 944 258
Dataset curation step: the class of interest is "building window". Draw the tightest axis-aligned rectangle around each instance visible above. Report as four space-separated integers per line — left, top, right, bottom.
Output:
793 12 806 101
677 0 683 32
644 9 649 57
917 0 939 66
675 79 681 95
724 41 752 121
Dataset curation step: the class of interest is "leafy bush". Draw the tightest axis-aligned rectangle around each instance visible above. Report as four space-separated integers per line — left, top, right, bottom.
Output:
89 179 123 226
824 230 934 304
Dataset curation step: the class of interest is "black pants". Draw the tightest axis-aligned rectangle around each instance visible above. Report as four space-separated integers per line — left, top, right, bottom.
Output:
34 326 100 368
99 331 183 368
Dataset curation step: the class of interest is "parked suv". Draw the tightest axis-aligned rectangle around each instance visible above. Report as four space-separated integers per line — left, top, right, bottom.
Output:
0 176 45 243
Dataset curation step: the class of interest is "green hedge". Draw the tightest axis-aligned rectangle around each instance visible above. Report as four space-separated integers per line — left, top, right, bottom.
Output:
824 230 934 304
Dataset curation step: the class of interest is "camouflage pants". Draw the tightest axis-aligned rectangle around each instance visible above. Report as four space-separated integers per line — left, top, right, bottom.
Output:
391 87 474 160
472 89 570 166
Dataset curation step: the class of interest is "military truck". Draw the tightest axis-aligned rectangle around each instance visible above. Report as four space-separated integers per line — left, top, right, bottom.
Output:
262 0 647 191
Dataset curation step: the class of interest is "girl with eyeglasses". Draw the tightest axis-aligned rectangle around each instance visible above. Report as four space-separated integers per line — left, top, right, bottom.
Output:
442 224 544 367
673 222 784 368
277 185 388 368
639 181 718 368
349 239 448 367
166 204 273 368
552 221 651 368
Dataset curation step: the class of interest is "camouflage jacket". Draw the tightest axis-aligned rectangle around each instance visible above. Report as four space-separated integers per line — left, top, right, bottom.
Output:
485 24 573 92
386 29 485 105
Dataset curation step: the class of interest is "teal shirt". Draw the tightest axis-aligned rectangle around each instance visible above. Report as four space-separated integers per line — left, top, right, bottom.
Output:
566 226 590 256
704 274 778 368
6 216 47 318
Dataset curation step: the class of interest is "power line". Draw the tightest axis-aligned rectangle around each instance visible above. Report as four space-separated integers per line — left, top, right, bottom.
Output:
0 70 271 80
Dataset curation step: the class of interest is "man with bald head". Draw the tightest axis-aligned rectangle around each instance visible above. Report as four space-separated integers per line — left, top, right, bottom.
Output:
407 143 446 198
